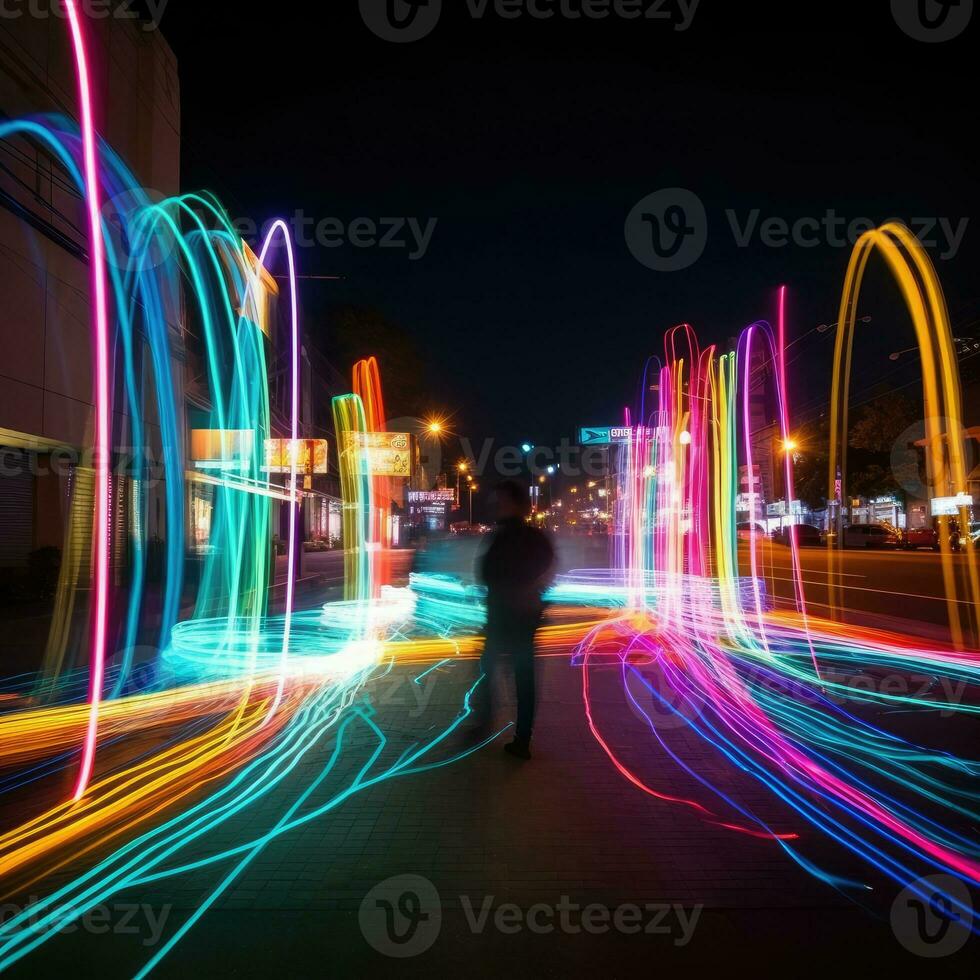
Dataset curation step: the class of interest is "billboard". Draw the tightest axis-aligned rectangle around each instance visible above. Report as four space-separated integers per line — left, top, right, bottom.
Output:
345 431 411 477
263 439 328 475
579 426 612 446
930 493 974 517
579 426 650 446
408 489 456 504
190 430 255 468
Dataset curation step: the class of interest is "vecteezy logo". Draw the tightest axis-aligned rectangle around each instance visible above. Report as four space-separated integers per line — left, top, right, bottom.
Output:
891 874 973 957
359 874 441 957
625 189 707 272
360 0 442 43
892 0 973 41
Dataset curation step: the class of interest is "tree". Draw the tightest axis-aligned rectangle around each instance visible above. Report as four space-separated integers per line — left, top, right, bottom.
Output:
844 392 917 502
849 393 917 454
792 415 831 510
848 463 901 500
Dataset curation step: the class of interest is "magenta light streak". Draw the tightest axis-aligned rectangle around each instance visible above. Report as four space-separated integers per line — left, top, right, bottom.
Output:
256 220 300 720
775 287 820 678
66 0 112 802
740 326 770 650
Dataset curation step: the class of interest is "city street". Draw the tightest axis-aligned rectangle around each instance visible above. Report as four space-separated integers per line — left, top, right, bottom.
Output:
740 542 980 640
4 584 975 979
403 534 980 643
2 4 979 978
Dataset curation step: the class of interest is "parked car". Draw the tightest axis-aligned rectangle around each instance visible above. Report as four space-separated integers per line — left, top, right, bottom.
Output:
772 524 822 547
904 525 940 551
842 523 903 549
905 522 963 551
736 522 767 541
450 522 488 536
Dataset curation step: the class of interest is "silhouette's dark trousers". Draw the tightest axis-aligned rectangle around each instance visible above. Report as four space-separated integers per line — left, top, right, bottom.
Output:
478 517 554 742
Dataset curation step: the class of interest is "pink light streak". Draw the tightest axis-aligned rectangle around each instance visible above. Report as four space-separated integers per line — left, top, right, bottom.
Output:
740 325 771 653
774 286 820 679
66 0 112 802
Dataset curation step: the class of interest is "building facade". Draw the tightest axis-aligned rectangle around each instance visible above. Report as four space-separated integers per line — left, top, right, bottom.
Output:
1 12 179 583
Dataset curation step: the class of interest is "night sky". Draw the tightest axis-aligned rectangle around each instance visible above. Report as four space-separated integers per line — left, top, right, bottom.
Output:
160 1 978 455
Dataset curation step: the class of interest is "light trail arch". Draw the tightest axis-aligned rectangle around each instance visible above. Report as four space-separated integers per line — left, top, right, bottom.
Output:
827 222 980 647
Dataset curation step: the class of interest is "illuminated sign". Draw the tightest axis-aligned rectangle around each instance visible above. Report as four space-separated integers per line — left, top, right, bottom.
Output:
345 431 411 477
579 427 611 446
930 493 974 517
190 430 255 469
408 489 456 504
263 439 328 475
767 500 804 517
579 426 648 446
240 242 277 338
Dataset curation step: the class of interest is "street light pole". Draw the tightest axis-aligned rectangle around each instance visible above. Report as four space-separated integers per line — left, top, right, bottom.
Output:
521 442 535 512
456 461 468 510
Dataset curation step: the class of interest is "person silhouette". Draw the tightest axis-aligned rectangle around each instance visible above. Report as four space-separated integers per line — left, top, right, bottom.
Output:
477 479 555 759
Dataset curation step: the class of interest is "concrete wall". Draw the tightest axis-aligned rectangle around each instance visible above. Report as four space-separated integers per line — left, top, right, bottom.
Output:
0 12 179 565
1 11 179 448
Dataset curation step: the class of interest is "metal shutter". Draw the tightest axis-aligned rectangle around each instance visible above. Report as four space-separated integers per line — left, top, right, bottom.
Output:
0 450 34 567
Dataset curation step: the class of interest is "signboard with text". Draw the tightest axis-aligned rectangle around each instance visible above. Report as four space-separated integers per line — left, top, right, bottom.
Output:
408 489 457 504
930 493 974 517
579 426 648 446
190 429 254 467
345 431 411 477
263 438 328 474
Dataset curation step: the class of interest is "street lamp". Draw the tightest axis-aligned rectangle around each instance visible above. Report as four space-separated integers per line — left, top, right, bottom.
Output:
468 483 479 524
817 315 872 333
679 430 692 446
423 415 449 438
890 338 977 361
456 460 470 506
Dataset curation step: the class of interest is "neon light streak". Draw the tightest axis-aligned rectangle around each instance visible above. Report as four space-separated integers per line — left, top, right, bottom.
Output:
65 0 112 802
254 221 301 721
775 286 819 679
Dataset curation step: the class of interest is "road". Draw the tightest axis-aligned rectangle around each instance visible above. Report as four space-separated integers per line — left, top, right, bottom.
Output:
275 535 977 643
738 541 979 640
391 534 978 643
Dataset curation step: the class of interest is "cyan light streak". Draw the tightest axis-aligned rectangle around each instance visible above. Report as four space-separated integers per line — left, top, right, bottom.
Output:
0 7 977 969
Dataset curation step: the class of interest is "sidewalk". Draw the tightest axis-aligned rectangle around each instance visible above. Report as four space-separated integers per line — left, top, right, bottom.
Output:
9 646 972 978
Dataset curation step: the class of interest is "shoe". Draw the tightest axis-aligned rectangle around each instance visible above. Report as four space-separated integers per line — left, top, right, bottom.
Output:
504 739 531 760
